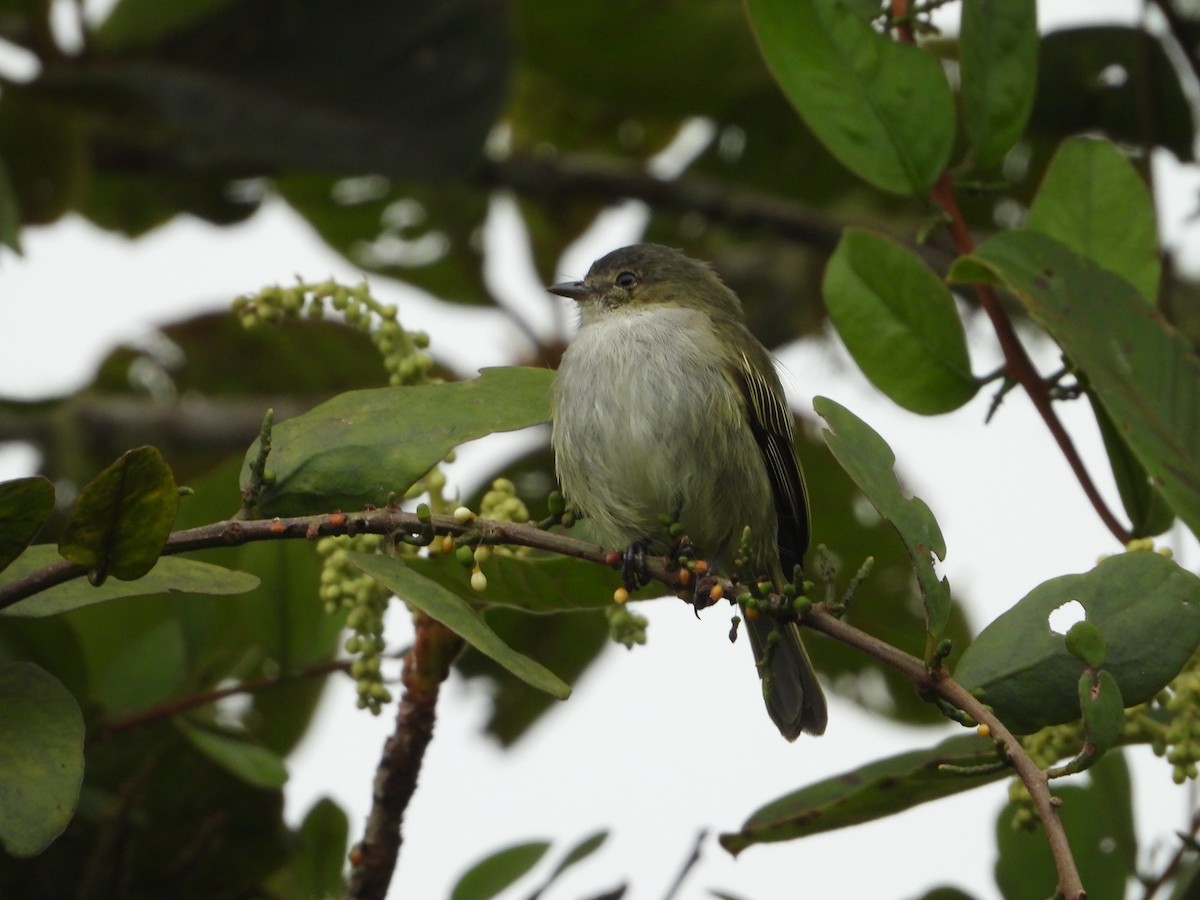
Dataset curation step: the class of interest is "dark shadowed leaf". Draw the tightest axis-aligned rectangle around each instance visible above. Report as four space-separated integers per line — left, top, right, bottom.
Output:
405 551 623 614
265 797 349 900
74 0 512 179
456 606 609 746
1031 27 1194 162
1088 392 1175 538
954 552 1200 734
0 476 54 574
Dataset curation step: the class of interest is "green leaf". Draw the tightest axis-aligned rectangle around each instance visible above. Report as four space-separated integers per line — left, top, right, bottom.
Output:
58 446 180 584
1032 27 1194 163
1 546 260 617
1077 669 1124 766
347 553 571 700
0 661 84 857
994 752 1135 900
242 367 554 517
1088 391 1175 538
719 734 1003 854
814 397 952 641
450 840 550 900
265 797 349 900
743 0 954 195
954 552 1200 734
0 476 54 573
822 229 976 414
949 230 1200 540
959 0 1037 167
538 830 607 892
1027 136 1160 303
176 719 289 790
1064 620 1106 668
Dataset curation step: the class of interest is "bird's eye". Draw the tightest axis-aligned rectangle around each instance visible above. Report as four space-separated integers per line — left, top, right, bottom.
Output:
615 271 638 289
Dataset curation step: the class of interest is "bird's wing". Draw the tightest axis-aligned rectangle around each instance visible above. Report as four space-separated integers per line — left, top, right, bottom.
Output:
731 350 811 579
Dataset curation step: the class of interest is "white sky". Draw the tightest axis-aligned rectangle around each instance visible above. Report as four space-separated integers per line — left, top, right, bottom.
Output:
3 2 1200 899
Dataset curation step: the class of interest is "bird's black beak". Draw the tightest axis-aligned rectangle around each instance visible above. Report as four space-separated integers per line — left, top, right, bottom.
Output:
548 280 591 301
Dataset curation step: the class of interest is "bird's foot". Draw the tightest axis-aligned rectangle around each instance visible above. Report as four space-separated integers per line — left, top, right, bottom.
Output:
620 539 651 592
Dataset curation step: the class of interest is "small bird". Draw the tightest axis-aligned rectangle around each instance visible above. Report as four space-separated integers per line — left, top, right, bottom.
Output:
549 243 827 740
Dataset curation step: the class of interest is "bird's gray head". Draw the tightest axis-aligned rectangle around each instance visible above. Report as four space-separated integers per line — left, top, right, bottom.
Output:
548 244 744 320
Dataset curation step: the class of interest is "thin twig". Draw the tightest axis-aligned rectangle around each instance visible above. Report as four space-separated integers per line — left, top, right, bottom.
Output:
661 830 706 900
1139 807 1200 900
930 172 1131 545
91 656 354 743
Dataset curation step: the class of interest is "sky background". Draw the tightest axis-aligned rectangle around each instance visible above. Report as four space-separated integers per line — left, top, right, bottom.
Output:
3 1 1200 898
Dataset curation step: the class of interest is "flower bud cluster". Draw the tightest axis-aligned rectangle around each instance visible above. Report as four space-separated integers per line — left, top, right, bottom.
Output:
232 279 434 387
316 534 393 713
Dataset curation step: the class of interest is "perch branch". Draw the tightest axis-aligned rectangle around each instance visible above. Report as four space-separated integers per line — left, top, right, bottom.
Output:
1 508 1086 898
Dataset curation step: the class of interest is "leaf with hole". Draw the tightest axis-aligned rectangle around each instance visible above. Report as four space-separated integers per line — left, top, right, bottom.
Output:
954 552 1200 734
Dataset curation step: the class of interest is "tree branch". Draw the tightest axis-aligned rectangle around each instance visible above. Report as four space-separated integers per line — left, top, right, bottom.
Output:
343 612 463 900
2 506 1086 898
0 508 621 612
483 151 957 273
803 606 1086 900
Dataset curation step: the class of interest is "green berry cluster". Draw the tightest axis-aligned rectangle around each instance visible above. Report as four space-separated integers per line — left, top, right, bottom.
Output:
480 478 529 524
316 534 393 713
606 603 648 649
1127 651 1200 784
232 279 434 387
